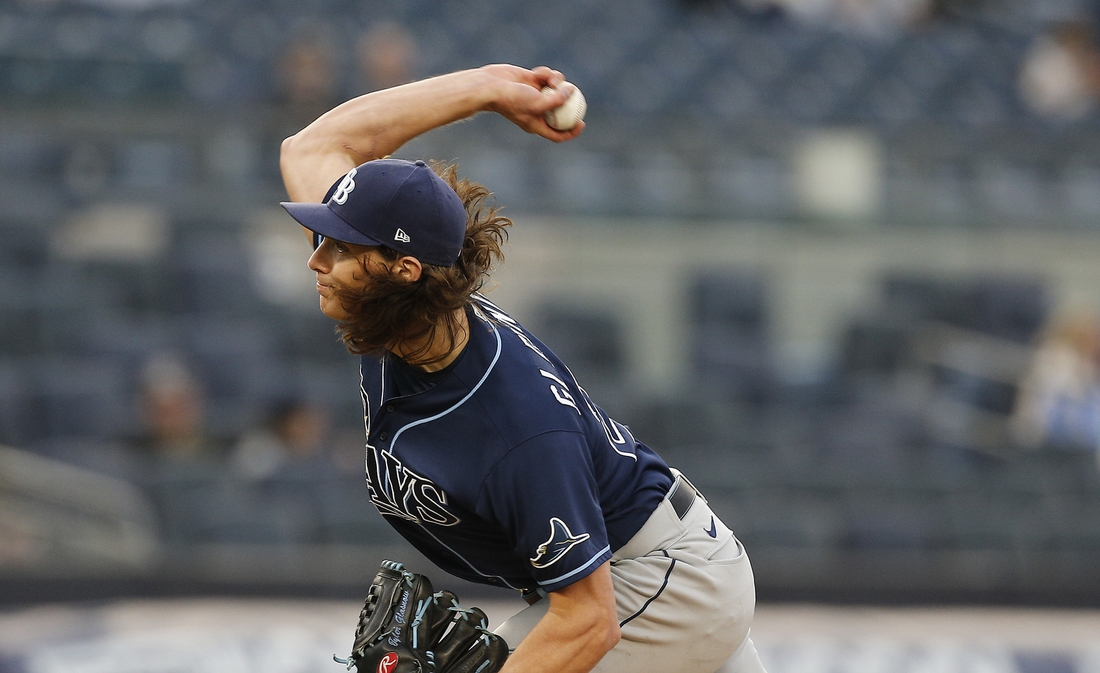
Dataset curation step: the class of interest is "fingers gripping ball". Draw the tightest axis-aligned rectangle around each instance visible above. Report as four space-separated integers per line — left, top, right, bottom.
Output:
335 560 509 673
541 81 587 131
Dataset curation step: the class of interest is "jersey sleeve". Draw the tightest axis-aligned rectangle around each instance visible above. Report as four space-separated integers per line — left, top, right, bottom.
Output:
476 430 613 593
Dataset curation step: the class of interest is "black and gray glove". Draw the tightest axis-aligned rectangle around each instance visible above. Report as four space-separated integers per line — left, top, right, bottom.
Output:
335 560 510 673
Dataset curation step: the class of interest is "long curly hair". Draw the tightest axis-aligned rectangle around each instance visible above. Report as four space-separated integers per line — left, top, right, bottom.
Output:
330 161 511 366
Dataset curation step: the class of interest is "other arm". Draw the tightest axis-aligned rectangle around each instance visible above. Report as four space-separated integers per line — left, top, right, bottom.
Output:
499 562 620 673
280 64 584 204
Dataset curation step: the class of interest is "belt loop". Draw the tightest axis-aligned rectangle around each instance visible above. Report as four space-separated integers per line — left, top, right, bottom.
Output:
676 471 706 505
668 474 698 520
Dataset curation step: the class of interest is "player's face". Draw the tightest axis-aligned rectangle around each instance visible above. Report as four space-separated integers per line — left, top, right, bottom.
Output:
307 236 390 320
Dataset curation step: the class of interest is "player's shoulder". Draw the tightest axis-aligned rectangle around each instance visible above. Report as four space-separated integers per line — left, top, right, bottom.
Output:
468 295 553 369
469 296 575 384
465 296 588 438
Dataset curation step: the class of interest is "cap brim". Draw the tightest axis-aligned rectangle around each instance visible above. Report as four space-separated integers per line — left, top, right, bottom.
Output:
280 201 385 247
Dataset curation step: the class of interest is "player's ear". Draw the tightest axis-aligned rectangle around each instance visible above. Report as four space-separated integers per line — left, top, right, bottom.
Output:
391 255 423 282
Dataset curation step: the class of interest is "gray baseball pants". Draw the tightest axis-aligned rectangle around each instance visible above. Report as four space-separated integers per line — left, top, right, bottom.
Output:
496 472 767 673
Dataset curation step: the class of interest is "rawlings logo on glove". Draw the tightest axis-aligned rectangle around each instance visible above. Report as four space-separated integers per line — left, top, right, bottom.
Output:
335 560 510 673
377 653 399 673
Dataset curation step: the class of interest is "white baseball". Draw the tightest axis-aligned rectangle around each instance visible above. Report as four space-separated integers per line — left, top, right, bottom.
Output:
541 82 587 131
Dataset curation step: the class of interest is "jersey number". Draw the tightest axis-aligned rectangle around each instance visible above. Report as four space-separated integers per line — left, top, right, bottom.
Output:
539 369 638 461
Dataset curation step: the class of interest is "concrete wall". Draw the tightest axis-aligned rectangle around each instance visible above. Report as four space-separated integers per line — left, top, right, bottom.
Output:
485 217 1100 395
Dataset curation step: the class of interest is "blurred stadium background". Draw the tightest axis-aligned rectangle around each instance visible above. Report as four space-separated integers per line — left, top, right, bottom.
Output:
3 0 1100 669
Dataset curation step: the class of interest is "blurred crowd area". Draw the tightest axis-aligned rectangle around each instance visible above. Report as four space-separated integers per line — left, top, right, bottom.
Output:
9 0 1100 223
3 0 1100 604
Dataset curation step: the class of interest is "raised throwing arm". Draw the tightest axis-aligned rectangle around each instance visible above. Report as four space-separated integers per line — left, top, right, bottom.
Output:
280 64 585 204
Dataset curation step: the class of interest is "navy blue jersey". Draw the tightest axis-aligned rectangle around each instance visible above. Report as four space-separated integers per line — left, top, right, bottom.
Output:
358 294 673 592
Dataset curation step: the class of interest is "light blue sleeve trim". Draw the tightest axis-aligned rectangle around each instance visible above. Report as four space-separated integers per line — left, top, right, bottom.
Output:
537 545 612 587
390 322 502 449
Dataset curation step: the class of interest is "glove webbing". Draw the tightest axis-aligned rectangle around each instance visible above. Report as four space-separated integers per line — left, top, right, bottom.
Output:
353 584 382 640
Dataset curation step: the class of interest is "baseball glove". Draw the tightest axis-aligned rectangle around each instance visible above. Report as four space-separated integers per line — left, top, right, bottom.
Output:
334 560 510 673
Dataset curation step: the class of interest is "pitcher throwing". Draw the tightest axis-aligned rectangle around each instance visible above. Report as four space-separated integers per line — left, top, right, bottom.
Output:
279 64 767 673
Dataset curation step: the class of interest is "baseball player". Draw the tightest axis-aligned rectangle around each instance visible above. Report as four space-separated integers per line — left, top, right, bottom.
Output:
279 64 766 673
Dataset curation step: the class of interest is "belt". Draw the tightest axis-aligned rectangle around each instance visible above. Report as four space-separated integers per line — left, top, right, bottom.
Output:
667 474 699 520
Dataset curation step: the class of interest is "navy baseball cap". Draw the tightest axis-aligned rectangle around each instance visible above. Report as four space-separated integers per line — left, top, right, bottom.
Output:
280 159 467 266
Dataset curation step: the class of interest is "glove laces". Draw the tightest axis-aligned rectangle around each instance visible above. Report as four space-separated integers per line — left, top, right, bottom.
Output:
450 607 495 648
411 597 432 649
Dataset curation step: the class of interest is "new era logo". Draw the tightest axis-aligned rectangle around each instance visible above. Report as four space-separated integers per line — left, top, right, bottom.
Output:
394 228 411 243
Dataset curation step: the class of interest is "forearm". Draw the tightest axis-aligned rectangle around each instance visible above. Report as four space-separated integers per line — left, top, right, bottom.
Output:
500 606 619 673
499 563 620 673
308 69 492 154
280 68 495 202
280 64 582 204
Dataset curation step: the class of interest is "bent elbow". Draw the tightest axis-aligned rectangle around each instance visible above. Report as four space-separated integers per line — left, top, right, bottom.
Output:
280 135 299 169
574 607 619 656
592 608 620 654
279 134 315 201
605 620 621 652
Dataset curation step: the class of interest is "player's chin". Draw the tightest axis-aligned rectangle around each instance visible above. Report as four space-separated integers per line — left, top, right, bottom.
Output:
318 295 350 321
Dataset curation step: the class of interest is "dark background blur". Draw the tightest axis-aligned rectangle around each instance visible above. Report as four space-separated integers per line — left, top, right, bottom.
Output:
2 0 1100 608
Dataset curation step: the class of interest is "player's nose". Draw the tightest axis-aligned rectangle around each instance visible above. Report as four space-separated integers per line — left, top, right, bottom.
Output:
307 245 329 273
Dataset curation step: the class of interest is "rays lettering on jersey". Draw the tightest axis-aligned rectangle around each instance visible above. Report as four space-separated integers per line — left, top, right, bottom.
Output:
366 447 461 526
539 369 638 461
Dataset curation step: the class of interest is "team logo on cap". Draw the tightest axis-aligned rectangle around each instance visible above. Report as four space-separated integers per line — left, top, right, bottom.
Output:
394 228 411 243
530 517 590 568
331 168 357 205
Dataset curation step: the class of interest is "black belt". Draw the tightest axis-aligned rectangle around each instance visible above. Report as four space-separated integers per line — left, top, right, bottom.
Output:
667 475 699 520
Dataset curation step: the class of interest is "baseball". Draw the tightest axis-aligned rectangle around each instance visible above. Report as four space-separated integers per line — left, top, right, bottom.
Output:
541 82 587 131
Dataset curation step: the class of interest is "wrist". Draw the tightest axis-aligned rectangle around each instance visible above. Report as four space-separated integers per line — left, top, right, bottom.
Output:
474 65 516 114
